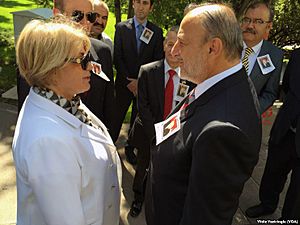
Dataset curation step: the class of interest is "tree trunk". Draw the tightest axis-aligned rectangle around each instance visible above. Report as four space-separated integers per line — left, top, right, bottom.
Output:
115 0 121 24
127 0 134 19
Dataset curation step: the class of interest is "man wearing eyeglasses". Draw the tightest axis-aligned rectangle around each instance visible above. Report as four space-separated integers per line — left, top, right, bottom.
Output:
242 1 285 219
240 1 283 114
90 0 113 56
52 0 115 135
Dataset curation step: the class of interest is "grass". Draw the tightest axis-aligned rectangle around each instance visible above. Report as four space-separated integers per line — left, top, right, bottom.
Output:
0 0 131 122
0 0 38 95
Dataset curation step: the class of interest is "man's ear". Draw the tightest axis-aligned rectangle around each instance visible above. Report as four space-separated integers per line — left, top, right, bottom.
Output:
267 21 273 30
209 38 223 56
53 0 61 15
53 7 61 15
150 4 154 12
263 22 272 40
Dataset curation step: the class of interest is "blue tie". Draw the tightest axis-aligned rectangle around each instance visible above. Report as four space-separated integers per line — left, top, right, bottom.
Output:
136 24 144 53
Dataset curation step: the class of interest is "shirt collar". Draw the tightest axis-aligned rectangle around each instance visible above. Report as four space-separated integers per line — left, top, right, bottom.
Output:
133 16 147 28
243 40 263 54
32 86 95 128
164 59 180 76
194 63 243 99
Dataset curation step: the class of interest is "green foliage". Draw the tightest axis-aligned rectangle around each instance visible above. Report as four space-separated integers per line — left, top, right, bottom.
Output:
0 29 15 65
150 0 189 29
32 0 52 8
270 0 300 48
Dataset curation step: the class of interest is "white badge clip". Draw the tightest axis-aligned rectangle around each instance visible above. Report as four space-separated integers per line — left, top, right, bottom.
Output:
90 61 110 81
155 111 181 145
140 27 154 44
257 54 275 75
174 83 189 102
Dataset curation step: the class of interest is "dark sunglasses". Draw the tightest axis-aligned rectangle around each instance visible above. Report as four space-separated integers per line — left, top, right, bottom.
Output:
71 10 98 23
68 51 91 70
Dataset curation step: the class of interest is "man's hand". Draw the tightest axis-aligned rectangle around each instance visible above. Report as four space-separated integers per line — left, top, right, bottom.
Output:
127 78 138 96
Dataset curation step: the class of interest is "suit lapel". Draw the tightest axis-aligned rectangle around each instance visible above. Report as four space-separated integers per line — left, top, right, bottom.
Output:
127 18 138 55
250 41 267 82
180 69 247 123
89 40 99 62
139 21 151 55
154 60 165 115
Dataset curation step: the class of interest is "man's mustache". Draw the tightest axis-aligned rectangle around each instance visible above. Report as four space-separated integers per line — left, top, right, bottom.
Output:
243 28 256 34
93 22 104 28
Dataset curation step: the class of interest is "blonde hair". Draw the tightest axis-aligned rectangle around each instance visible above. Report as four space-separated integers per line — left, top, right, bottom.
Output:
16 16 91 87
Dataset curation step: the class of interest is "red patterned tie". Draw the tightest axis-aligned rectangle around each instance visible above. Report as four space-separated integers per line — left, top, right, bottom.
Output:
180 89 195 111
163 69 176 119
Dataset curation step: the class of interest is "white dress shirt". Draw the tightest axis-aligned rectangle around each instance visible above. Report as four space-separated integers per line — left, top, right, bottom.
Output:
194 63 243 100
242 40 263 75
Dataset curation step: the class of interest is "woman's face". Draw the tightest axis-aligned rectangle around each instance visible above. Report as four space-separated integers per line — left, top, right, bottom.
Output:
51 50 91 100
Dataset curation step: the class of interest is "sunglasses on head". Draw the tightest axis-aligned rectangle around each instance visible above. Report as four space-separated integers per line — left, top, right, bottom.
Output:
71 10 98 23
68 51 91 70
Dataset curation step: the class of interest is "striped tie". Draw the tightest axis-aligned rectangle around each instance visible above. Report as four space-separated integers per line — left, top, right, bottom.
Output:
242 47 254 74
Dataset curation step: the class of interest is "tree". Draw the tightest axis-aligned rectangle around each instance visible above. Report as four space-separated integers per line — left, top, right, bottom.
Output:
36 0 299 48
114 0 121 23
270 0 300 48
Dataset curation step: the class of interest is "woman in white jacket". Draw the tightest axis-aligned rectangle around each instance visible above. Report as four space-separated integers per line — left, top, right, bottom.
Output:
12 17 121 225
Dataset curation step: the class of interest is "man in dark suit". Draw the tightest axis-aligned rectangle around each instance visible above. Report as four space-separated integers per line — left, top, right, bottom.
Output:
128 26 195 217
145 4 262 225
112 0 164 162
246 49 300 219
17 0 115 133
240 1 283 114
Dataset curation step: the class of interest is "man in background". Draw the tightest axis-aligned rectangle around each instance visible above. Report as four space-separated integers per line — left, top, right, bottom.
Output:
246 49 300 220
240 1 283 114
53 0 115 134
112 0 164 163
128 26 195 217
91 0 113 55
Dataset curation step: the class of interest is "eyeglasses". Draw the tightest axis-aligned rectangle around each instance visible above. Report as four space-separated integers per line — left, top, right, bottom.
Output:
68 51 91 70
71 10 98 23
241 17 271 25
95 13 108 21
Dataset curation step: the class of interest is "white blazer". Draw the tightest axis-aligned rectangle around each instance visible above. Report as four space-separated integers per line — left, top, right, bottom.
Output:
12 88 122 225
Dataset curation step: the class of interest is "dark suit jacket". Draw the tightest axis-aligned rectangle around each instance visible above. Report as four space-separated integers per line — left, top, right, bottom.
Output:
129 60 196 149
17 38 115 132
146 68 262 225
79 38 115 132
249 40 284 113
113 18 164 87
269 48 300 157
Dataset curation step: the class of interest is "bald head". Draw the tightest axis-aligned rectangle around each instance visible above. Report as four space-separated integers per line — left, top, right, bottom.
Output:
53 0 94 30
171 3 243 84
186 4 243 60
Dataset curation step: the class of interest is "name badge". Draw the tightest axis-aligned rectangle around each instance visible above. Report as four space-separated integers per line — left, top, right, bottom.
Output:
174 83 189 102
257 54 275 75
90 61 110 81
155 111 181 145
140 27 154 44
